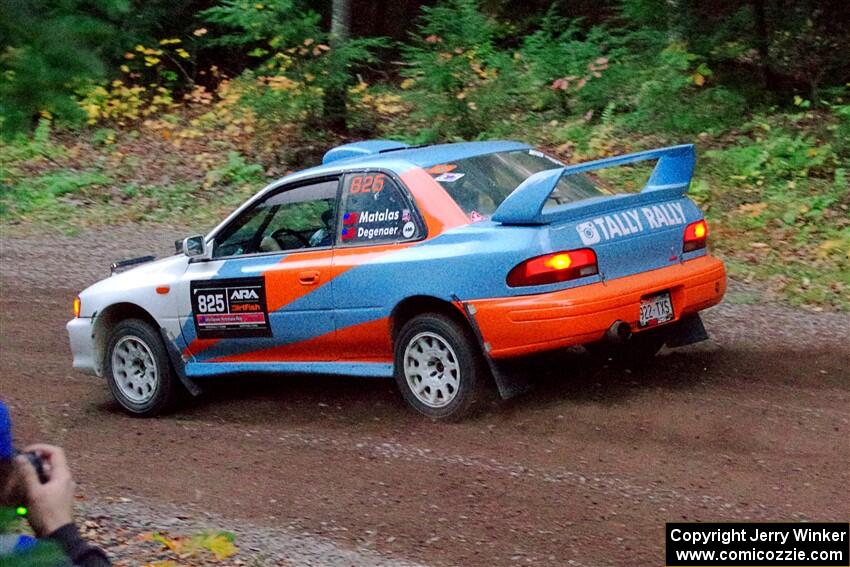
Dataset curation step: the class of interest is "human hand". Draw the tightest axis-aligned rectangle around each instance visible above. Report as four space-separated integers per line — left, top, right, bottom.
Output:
15 444 75 537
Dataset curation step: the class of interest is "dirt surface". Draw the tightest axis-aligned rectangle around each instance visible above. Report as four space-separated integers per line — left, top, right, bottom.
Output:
1 225 849 567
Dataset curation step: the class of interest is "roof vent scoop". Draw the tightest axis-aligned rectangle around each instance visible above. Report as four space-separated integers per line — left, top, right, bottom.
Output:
321 140 409 165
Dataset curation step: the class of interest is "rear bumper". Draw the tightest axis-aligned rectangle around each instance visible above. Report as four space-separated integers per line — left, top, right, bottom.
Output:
66 317 98 375
470 254 726 359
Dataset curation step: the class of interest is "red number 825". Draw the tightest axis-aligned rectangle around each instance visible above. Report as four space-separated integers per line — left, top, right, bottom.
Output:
349 174 385 194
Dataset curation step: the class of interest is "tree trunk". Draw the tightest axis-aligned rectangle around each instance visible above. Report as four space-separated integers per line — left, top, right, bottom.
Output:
331 0 351 43
752 0 778 91
666 0 683 43
325 0 352 132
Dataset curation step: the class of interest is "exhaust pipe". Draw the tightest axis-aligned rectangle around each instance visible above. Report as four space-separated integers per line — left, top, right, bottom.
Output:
605 320 632 343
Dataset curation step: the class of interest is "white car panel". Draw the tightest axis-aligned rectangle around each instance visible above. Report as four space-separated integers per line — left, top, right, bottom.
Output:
68 254 191 374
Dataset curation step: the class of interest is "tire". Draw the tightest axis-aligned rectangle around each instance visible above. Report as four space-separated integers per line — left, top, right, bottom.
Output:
103 318 180 417
394 313 489 421
585 329 666 367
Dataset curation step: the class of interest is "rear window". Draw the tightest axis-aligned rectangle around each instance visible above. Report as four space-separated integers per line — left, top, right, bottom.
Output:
428 149 612 220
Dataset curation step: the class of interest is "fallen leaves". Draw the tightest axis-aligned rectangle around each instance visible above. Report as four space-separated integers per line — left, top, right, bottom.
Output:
736 202 769 218
147 530 238 562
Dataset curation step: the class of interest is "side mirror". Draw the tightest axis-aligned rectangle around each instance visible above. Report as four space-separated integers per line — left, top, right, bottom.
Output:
181 235 208 258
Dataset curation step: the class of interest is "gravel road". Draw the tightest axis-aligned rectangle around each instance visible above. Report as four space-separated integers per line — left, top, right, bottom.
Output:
1 224 848 566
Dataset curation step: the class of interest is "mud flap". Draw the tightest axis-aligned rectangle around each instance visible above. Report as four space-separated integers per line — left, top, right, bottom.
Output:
159 328 202 397
486 358 533 400
454 297 532 400
664 313 709 348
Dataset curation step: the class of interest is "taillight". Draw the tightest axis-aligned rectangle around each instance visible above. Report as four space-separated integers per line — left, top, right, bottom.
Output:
73 297 81 318
507 249 598 287
683 219 708 252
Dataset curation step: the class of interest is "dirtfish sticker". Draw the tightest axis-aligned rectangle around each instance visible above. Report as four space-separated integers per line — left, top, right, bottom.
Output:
576 202 686 245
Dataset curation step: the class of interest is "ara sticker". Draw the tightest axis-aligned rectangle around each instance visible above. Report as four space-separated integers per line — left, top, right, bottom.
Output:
190 277 271 339
402 221 416 238
427 164 457 175
434 172 465 183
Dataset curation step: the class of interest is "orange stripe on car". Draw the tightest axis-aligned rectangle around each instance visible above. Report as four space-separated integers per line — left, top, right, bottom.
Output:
182 337 220 357
263 249 334 312
330 317 393 362
400 167 468 236
211 317 392 364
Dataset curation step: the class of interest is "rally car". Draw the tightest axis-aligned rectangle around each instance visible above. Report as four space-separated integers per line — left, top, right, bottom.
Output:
66 140 726 420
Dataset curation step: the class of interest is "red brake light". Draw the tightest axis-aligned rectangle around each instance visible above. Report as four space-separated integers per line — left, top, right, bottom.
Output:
683 219 708 252
507 249 598 287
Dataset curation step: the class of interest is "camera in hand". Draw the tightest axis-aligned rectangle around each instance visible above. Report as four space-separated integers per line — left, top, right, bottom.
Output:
19 451 49 484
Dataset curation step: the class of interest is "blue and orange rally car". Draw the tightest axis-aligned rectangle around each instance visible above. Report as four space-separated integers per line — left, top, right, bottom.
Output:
66 140 726 420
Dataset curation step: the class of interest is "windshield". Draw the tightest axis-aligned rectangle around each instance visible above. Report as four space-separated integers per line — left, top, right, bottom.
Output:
429 149 612 219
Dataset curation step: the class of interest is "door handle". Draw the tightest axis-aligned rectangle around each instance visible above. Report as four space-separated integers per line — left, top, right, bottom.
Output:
298 270 320 285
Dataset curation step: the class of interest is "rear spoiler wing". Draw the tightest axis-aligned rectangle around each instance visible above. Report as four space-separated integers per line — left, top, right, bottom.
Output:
491 144 696 225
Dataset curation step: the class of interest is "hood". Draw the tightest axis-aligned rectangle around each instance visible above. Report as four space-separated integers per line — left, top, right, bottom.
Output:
80 254 189 300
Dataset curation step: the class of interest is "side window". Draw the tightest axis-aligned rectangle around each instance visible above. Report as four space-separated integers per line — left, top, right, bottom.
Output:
338 172 423 246
213 178 338 258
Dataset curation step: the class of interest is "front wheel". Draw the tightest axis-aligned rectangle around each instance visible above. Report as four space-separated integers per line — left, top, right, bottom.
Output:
394 314 489 421
104 319 180 417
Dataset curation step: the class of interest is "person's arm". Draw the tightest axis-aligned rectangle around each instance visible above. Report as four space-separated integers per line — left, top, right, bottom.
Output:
16 444 111 567
46 523 110 567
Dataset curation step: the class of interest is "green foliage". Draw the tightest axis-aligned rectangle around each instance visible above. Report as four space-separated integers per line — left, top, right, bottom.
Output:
0 0 130 135
763 5 850 101
199 0 320 49
0 119 64 163
204 151 265 189
624 43 747 134
400 2 746 139
619 0 850 103
706 130 835 186
619 0 669 31
830 102 850 161
199 0 385 130
519 16 617 113
224 70 324 125
700 115 849 309
401 0 520 141
0 168 112 219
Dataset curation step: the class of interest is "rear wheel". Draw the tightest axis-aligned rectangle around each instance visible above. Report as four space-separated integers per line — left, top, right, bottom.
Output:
394 313 488 421
104 319 180 417
586 330 666 367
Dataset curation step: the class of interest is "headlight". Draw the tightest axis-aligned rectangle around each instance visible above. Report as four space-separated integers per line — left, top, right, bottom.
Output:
73 297 81 318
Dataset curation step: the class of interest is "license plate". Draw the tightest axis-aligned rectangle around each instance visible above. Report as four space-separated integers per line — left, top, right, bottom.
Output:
639 291 674 328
